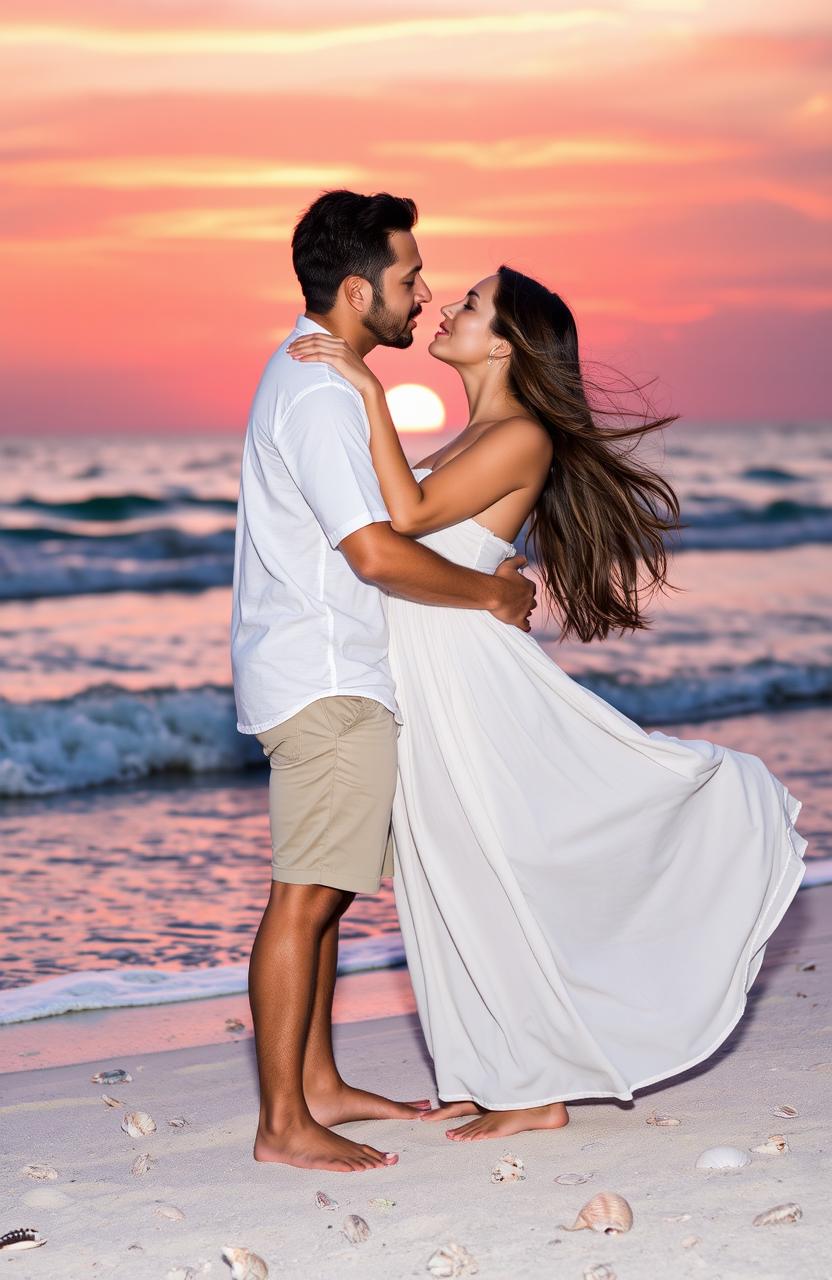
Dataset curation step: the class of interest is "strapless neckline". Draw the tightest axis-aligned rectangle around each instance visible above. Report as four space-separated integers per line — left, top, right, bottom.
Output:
413 466 517 554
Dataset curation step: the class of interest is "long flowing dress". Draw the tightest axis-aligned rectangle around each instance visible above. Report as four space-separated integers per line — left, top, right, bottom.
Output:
387 468 808 1108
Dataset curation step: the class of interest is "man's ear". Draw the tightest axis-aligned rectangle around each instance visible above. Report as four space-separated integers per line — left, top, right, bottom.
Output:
342 275 373 316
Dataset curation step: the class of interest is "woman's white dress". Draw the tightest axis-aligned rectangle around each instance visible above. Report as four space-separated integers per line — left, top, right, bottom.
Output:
387 468 808 1108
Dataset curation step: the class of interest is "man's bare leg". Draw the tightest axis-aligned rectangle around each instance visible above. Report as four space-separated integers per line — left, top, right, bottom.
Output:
249 880 398 1170
302 900 431 1125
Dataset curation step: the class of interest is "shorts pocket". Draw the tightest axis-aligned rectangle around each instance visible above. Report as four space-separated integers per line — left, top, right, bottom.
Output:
257 719 302 765
319 695 370 737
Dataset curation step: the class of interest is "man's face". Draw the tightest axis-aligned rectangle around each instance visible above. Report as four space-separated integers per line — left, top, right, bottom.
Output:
363 230 432 349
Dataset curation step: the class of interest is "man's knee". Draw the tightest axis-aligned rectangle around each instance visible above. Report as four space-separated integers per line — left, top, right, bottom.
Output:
267 880 350 929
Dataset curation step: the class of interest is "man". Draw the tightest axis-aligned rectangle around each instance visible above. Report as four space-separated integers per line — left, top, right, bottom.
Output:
231 190 535 1173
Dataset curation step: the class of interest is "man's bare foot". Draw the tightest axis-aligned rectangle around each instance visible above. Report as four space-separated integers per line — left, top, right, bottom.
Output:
420 1100 481 1123
446 1102 569 1141
306 1079 432 1126
254 1114 399 1170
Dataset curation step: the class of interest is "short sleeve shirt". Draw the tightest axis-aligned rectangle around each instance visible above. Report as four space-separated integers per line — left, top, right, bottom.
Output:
231 315 400 734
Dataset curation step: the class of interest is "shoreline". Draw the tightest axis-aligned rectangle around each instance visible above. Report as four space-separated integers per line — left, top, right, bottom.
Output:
1 885 829 1280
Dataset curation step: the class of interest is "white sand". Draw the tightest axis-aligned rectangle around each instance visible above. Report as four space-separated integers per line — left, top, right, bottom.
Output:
1 885 830 1280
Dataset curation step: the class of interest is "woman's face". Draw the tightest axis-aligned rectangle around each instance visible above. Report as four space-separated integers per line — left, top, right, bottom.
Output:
428 274 502 367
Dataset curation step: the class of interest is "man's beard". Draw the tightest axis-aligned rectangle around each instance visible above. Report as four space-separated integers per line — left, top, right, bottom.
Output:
363 295 420 349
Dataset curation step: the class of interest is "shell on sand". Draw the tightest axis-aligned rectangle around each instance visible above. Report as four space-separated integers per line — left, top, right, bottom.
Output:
314 1191 338 1211
101 1094 123 1108
695 1145 750 1170
554 1172 594 1186
490 1152 525 1183
681 1235 701 1248
23 1164 57 1181
751 1134 789 1155
646 1112 681 1126
752 1203 802 1227
131 1152 154 1176
772 1104 799 1118
168 1115 190 1128
221 1247 268 1279
224 1018 246 1033
342 1215 371 1244
0 1229 47 1252
121 1110 156 1138
561 1192 633 1235
368 1197 396 1211
426 1241 479 1277
91 1068 132 1085
583 1266 617 1280
662 1213 691 1223
155 1203 186 1222
795 960 816 970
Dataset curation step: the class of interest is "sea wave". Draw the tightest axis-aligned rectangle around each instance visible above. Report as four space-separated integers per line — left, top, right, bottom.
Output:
0 935 407 1024
1 864 830 1023
2 497 832 601
2 664 830 798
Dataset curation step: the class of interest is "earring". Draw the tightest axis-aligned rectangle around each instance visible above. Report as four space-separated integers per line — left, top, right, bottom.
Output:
488 347 496 367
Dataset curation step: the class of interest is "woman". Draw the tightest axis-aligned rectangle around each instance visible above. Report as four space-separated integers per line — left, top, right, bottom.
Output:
287 266 807 1142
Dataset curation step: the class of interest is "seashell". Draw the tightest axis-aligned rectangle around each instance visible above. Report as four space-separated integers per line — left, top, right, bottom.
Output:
662 1213 691 1222
646 1111 681 1126
155 1203 186 1222
751 1134 789 1155
561 1191 633 1235
23 1164 57 1181
168 1115 190 1128
368 1196 396 1211
225 1017 245 1033
772 1104 798 1118
91 1068 132 1085
795 960 816 970
315 1190 338 1211
342 1214 371 1244
131 1152 154 1176
695 1145 750 1170
490 1151 525 1183
0 1228 47 1252
583 1266 617 1280
752 1202 802 1227
554 1172 594 1185
426 1241 479 1277
121 1110 156 1137
221 1247 268 1279
681 1235 701 1248
101 1093 123 1108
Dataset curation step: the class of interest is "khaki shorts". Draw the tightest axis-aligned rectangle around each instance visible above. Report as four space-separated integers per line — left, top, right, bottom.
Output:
255 695 398 895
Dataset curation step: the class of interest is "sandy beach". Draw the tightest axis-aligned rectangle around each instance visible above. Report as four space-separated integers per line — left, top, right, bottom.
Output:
2 883 829 1280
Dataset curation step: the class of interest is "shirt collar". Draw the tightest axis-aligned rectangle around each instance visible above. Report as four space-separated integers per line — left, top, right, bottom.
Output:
293 313 331 336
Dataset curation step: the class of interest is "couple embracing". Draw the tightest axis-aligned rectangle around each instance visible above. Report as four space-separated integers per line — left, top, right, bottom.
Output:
230 190 807 1173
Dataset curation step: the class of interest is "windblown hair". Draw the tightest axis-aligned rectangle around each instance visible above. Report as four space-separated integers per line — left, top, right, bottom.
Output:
292 190 418 314
491 265 684 642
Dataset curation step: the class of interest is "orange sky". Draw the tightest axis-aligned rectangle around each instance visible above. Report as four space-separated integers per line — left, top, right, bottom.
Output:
0 1 829 433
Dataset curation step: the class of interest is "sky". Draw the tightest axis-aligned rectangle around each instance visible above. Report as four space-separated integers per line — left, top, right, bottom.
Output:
0 0 829 434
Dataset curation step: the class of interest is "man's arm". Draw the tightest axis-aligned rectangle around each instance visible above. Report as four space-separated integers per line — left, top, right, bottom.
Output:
340 522 536 631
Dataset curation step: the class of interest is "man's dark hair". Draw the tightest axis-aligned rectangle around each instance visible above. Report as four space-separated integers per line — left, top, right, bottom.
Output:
291 190 418 314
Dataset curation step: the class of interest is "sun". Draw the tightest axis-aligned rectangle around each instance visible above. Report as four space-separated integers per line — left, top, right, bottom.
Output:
385 383 446 433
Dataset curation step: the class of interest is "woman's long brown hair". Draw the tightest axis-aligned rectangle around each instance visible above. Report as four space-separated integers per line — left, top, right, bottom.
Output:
491 265 685 642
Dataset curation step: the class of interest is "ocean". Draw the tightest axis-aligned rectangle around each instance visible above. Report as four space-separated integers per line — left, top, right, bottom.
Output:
1 422 830 1027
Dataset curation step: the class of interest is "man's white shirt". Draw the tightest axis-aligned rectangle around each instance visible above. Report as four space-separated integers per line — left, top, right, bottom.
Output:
231 314 401 734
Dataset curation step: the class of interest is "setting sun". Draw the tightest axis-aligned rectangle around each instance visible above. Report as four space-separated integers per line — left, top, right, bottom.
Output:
385 383 446 433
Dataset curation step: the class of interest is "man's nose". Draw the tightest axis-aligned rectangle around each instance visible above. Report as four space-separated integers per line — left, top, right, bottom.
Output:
416 280 432 304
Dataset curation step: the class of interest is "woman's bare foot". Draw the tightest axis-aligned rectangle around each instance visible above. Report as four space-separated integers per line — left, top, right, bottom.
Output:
446 1101 569 1141
254 1114 399 1170
420 1100 481 1123
306 1080 432 1127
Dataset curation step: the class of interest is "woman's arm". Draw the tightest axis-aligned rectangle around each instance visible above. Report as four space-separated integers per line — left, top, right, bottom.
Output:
287 332 551 536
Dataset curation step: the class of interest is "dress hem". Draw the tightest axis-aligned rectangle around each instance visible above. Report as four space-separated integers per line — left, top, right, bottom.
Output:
433 789 807 1111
